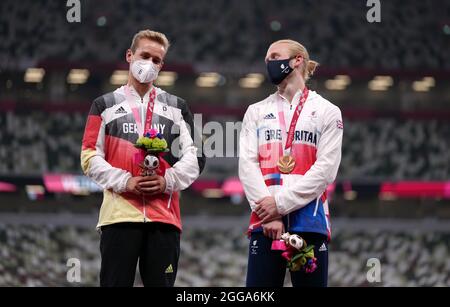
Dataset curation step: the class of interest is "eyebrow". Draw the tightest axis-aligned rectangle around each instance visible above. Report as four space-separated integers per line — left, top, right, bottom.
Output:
140 51 162 61
265 51 280 61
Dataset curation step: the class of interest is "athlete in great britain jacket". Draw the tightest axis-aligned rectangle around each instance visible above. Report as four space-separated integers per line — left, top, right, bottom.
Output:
239 40 343 240
239 89 343 239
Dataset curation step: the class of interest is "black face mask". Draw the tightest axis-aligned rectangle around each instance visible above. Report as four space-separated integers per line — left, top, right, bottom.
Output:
266 58 293 85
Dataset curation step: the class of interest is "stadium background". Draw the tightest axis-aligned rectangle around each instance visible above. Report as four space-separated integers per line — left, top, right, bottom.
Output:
0 0 449 286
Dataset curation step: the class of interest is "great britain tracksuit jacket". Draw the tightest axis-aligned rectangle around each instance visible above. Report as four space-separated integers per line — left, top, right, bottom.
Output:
239 89 343 239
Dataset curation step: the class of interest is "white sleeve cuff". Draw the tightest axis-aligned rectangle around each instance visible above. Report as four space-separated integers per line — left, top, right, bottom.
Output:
114 172 132 194
275 193 288 216
164 170 174 194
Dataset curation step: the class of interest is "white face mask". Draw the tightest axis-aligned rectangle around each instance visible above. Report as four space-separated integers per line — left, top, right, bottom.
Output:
130 59 160 83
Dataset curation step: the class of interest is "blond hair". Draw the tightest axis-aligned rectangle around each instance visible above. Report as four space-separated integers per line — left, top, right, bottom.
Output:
130 29 170 53
271 39 319 81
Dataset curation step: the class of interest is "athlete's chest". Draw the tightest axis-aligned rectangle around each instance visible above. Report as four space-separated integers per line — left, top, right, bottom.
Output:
104 100 180 140
256 102 321 146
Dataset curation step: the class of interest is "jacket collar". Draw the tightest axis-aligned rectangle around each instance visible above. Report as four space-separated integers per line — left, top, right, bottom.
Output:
125 84 156 102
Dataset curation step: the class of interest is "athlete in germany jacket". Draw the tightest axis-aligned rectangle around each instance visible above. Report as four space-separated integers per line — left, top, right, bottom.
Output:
81 85 205 230
239 89 343 239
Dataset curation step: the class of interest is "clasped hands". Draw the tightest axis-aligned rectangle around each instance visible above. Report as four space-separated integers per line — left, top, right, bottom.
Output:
126 175 166 196
254 196 284 240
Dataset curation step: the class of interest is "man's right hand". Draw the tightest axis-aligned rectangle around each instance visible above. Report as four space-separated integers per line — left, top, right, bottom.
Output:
126 176 144 195
262 219 285 240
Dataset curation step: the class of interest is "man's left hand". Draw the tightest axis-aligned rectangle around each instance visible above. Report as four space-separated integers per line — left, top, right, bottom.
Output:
255 196 281 223
138 174 166 196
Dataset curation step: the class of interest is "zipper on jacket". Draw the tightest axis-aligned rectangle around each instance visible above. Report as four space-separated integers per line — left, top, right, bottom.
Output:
143 195 147 222
313 197 320 217
167 192 172 209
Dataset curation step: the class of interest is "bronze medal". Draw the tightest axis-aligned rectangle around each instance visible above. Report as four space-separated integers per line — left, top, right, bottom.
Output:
277 155 296 174
275 87 309 175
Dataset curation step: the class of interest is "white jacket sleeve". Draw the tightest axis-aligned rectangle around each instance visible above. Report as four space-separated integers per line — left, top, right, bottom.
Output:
81 102 132 194
87 156 132 193
164 102 205 193
275 106 343 215
239 106 272 211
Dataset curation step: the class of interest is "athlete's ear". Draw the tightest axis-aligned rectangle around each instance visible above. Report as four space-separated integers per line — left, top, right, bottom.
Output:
292 55 303 69
126 49 133 64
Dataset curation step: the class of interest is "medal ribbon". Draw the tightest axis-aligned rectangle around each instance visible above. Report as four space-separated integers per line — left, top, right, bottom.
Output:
276 87 309 155
125 84 157 136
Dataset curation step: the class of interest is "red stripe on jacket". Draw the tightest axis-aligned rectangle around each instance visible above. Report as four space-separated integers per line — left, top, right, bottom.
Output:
258 142 317 176
82 115 102 150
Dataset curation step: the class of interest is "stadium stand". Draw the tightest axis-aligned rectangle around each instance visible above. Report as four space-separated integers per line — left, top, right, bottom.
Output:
1 111 449 180
0 223 449 286
0 0 449 69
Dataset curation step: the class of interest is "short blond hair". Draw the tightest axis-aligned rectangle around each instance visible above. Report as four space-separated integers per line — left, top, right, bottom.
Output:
271 39 319 81
130 29 170 53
